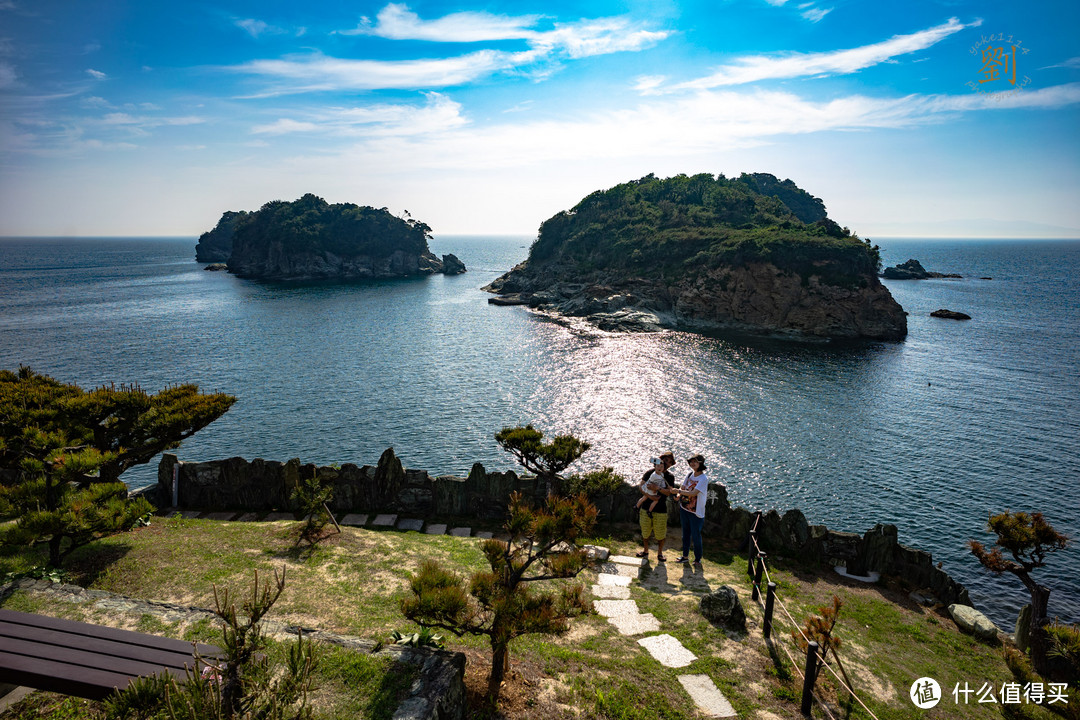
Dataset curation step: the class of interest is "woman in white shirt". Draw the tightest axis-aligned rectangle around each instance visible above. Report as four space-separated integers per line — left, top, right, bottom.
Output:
672 454 708 565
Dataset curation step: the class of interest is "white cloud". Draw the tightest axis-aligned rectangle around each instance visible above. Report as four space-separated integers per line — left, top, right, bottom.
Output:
100 112 206 128
236 18 288 39
801 7 832 23
303 83 1080 176
534 19 670 59
0 61 15 88
341 3 540 42
86 68 106 79
232 50 538 93
1041 57 1080 70
251 93 466 138
657 17 973 92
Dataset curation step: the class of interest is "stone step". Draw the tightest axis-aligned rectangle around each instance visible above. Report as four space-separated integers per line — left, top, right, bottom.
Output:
449 527 472 537
608 613 661 636
371 514 398 528
677 674 737 717
590 585 630 600
341 513 368 527
425 523 448 535
396 518 424 532
592 599 639 618
596 573 632 588
637 634 697 668
608 554 647 567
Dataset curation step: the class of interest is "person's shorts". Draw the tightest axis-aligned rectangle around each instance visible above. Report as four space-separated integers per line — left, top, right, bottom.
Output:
640 510 668 541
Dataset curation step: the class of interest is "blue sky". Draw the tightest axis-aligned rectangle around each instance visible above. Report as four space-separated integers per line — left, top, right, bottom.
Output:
1 0 1078 237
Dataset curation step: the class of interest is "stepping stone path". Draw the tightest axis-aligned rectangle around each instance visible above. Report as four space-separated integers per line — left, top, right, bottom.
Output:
592 551 738 717
160 508 734 715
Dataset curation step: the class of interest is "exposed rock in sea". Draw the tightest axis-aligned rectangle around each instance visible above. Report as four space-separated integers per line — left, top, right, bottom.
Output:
882 258 962 280
441 253 466 275
203 263 228 271
485 173 907 341
197 194 466 281
930 309 971 320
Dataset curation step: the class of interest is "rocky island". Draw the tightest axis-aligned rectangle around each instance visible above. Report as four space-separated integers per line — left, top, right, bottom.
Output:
881 258 962 280
196 194 465 281
485 173 907 341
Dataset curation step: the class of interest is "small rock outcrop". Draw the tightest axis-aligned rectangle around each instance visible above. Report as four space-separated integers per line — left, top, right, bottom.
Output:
882 258 963 280
948 603 1000 642
930 309 971 320
441 253 467 275
699 586 747 633
204 263 228 272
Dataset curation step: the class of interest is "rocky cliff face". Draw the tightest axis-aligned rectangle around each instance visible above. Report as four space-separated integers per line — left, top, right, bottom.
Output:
486 259 907 341
227 244 463 281
195 210 246 263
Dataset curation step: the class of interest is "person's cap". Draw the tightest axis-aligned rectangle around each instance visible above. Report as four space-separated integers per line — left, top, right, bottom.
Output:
650 457 662 465
687 454 705 464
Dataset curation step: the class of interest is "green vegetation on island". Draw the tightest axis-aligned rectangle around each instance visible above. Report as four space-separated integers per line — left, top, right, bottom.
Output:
196 194 465 280
488 172 905 340
529 172 881 288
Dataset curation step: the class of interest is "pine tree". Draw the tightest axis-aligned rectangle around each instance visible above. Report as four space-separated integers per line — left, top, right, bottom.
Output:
401 491 598 702
0 367 234 566
494 425 590 495
970 511 1069 674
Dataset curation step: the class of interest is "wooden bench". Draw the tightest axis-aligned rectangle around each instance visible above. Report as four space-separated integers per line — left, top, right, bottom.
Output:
0 608 222 700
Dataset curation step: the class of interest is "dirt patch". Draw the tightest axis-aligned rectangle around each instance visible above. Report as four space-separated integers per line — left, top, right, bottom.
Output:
461 648 570 719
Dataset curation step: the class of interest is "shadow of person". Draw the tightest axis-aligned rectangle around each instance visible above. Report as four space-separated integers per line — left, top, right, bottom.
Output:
677 561 712 594
639 562 678 594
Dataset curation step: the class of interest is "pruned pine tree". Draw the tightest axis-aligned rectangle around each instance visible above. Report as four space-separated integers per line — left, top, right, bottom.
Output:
0 367 234 566
402 491 598 701
494 425 590 495
970 511 1070 674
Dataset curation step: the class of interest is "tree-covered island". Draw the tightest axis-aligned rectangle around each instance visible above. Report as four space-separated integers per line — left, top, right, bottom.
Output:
196 194 466 281
485 173 907 341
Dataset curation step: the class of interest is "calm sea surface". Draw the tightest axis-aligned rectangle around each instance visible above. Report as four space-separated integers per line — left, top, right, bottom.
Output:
0 235 1077 629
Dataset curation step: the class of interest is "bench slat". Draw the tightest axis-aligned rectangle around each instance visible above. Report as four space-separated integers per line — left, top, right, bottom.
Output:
0 609 218 655
0 622 212 669
0 651 186 700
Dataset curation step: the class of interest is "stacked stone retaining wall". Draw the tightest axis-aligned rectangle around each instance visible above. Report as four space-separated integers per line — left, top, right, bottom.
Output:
150 450 968 606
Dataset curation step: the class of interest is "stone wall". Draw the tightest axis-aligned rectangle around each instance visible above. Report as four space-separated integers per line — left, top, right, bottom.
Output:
151 451 968 605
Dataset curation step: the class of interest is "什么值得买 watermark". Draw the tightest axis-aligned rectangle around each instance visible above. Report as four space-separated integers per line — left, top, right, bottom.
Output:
910 677 1070 709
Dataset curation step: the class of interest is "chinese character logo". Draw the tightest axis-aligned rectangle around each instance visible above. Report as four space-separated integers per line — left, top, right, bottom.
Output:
911 677 942 709
968 34 1031 99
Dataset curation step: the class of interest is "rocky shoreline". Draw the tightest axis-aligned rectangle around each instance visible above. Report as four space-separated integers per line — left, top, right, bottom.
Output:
485 259 908 341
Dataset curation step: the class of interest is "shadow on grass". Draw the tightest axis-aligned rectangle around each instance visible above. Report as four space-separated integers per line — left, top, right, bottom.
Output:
65 542 133 587
363 658 422 720
765 637 793 681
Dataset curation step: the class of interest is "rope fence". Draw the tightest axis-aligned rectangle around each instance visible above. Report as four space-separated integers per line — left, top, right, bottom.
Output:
744 511 881 720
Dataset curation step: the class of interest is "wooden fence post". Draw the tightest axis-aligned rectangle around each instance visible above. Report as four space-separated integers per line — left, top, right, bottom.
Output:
752 552 767 602
801 641 820 717
764 582 776 639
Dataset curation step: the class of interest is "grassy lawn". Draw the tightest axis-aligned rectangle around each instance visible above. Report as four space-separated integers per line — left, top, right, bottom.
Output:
0 515 1059 719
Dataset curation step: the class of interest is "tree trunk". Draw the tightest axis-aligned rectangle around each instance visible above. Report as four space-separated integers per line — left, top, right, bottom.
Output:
487 643 510 701
48 535 62 568
1028 584 1053 674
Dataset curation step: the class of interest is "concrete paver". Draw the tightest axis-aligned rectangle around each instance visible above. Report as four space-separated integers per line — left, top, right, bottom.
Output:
609 613 662 636
590 585 631 600
397 518 424 532
341 513 368 526
592 599 640 617
596 573 632 587
449 527 472 537
677 675 737 717
425 523 448 535
637 634 697 668
371 514 398 527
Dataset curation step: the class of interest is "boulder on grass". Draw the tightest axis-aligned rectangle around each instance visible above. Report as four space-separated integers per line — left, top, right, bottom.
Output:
948 604 1000 642
700 586 747 633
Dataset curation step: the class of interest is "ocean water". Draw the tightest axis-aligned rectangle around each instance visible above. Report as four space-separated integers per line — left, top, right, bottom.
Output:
0 235 1077 630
